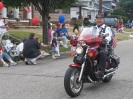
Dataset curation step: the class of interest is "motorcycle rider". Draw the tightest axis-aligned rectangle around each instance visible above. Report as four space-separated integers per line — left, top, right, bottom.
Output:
92 13 112 78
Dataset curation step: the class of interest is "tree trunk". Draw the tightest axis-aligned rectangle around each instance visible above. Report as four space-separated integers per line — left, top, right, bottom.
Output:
42 14 48 44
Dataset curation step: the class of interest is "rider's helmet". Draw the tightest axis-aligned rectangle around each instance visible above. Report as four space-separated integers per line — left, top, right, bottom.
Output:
95 13 104 18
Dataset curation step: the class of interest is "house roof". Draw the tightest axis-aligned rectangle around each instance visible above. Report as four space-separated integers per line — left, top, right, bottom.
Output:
71 3 87 7
94 0 112 11
112 3 116 6
82 7 99 11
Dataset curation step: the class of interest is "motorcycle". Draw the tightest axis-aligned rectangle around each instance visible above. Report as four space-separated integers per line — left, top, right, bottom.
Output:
64 27 120 97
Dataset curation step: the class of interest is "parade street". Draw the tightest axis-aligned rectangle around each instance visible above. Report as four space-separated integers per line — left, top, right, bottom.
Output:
0 39 133 99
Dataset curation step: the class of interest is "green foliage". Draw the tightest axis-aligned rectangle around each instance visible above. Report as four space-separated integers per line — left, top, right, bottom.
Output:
76 20 83 26
116 33 129 42
119 0 133 19
9 31 42 42
1 0 78 44
111 8 125 16
0 0 77 9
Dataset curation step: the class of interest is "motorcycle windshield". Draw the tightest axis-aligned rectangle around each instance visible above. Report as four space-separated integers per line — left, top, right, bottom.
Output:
78 27 100 44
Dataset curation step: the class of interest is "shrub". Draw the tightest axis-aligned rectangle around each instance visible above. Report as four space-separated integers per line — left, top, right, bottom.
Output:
77 20 83 26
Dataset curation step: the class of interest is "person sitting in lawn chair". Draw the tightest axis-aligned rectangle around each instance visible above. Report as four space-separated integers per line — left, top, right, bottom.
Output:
4 39 19 62
0 46 17 67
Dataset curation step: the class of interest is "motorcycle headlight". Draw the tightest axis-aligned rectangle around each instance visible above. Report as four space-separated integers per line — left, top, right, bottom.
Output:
76 46 83 54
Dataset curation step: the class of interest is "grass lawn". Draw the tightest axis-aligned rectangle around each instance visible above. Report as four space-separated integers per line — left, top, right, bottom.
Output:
9 31 71 54
116 33 130 42
9 31 130 53
124 28 133 32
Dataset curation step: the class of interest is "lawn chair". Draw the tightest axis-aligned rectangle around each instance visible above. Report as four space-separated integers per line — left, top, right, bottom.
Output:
0 32 19 62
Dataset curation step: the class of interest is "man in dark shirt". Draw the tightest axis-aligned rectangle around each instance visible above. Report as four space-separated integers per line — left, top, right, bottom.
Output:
23 33 42 65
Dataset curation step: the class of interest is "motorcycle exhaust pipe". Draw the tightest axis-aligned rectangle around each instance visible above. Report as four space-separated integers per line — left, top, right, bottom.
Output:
105 67 118 73
88 76 97 83
103 71 116 79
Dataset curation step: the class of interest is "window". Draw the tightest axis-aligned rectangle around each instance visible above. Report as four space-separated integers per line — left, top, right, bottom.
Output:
62 9 70 13
89 1 92 6
76 12 79 15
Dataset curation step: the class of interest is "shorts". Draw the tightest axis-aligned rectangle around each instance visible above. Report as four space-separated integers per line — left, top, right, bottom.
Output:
52 47 57 53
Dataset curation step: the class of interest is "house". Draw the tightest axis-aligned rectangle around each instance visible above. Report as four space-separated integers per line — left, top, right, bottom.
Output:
71 0 99 23
0 5 71 26
94 0 117 17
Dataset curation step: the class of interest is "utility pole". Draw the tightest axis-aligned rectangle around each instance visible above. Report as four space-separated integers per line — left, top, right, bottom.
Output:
99 0 102 13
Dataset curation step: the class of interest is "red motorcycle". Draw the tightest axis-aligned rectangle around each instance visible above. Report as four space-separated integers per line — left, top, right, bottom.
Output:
64 27 120 97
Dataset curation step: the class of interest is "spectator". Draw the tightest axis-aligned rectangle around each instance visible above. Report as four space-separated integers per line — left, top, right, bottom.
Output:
60 24 71 40
0 13 9 34
35 38 50 58
0 46 17 67
127 20 131 28
48 16 52 42
73 24 80 36
23 33 42 65
51 25 57 43
35 38 50 47
131 20 133 28
81 16 90 32
51 32 58 59
16 38 27 59
56 23 68 48
9 11 14 19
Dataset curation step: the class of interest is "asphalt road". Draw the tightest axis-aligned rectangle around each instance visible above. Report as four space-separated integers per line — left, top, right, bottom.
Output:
0 39 133 99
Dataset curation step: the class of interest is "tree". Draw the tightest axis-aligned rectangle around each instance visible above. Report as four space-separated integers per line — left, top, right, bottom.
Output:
111 8 125 16
119 0 133 19
1 0 78 44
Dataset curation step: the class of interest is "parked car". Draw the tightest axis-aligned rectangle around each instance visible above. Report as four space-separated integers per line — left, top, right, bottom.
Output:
90 18 118 28
104 18 118 28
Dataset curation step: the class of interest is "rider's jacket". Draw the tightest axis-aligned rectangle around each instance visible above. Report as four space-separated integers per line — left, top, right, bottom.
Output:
90 24 112 43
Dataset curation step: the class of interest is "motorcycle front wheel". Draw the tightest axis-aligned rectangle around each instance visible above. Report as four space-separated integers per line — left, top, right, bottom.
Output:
64 67 83 97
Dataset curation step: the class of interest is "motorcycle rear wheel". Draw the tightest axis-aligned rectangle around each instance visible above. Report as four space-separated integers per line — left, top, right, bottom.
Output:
64 67 83 97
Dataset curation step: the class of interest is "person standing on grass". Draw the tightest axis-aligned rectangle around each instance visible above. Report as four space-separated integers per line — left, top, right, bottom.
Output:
73 24 80 36
48 16 52 43
0 13 9 34
51 25 57 43
51 32 58 59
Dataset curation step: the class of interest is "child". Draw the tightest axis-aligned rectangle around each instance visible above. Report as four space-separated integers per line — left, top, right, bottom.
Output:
51 25 57 43
0 46 17 67
51 32 58 59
